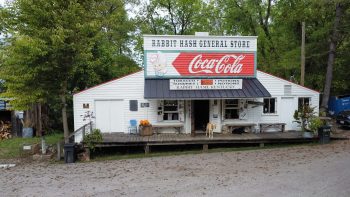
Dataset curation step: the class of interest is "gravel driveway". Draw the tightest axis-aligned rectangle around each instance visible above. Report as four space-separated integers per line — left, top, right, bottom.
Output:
1 134 350 197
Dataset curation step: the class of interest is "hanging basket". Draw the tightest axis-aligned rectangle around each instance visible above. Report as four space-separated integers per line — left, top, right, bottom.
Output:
139 125 153 136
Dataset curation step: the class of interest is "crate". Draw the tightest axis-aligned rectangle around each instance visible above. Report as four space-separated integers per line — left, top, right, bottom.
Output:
139 125 153 136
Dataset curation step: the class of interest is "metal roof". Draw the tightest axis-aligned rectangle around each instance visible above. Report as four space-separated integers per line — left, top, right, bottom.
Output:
144 78 271 99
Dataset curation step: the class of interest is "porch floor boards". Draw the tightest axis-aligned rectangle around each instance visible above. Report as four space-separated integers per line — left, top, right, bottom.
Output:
96 131 345 147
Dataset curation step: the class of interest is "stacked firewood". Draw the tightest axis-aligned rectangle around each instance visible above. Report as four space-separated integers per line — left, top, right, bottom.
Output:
0 120 12 140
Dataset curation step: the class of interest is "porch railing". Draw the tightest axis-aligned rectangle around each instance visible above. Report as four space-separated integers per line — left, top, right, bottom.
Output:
68 121 95 143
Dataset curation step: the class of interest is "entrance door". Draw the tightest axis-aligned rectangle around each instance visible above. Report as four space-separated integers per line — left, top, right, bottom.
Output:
95 100 124 133
280 97 295 130
193 100 209 131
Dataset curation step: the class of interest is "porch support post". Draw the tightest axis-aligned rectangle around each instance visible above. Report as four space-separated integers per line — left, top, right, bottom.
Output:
203 144 208 152
56 142 61 161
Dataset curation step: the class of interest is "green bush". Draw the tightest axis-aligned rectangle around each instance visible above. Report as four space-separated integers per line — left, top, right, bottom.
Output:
309 117 324 133
83 129 102 151
293 105 316 132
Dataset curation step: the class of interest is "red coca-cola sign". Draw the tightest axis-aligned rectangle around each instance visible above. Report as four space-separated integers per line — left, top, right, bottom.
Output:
172 53 255 77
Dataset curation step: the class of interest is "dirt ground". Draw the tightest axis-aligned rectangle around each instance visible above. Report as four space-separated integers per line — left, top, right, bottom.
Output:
1 131 350 197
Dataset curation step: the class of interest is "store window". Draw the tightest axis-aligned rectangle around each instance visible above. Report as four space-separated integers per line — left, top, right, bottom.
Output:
163 100 179 120
263 98 276 114
298 97 310 110
224 99 239 119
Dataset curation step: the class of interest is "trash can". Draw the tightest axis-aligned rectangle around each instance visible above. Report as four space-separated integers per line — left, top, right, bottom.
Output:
318 126 331 144
64 143 76 163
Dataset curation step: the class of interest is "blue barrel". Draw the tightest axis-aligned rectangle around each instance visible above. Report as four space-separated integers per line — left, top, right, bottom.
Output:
328 95 350 116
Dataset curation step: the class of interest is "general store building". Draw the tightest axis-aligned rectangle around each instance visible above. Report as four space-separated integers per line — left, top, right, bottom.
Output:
73 33 319 142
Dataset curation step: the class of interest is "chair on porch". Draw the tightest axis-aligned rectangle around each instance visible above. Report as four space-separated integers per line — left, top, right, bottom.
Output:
128 119 138 134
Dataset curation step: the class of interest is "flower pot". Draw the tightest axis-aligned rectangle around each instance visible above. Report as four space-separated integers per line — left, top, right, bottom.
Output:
140 125 153 136
22 127 33 138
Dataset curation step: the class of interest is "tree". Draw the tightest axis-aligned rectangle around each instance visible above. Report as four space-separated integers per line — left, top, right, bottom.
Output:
0 0 139 142
321 2 345 111
219 0 276 69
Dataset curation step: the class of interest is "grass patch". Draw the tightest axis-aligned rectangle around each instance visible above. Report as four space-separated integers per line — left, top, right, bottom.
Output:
92 142 318 162
0 133 63 159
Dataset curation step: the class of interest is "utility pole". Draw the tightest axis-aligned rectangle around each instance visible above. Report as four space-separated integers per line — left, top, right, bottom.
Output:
301 22 305 86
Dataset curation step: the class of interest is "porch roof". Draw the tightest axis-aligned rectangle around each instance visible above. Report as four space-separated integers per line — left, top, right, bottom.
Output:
144 78 271 99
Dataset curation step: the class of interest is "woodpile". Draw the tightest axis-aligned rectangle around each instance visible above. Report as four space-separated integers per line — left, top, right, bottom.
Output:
0 120 12 140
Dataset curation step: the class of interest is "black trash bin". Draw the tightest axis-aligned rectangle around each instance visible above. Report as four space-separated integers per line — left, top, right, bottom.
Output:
64 143 76 163
318 126 331 144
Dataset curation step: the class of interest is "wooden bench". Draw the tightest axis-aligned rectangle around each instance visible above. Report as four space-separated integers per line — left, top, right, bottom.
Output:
222 122 257 133
259 123 286 133
152 122 184 134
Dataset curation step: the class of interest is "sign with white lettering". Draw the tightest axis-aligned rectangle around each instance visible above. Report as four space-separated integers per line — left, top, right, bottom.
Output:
144 35 257 78
169 79 242 90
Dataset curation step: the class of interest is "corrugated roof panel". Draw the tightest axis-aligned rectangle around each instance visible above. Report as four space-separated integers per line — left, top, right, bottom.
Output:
221 90 230 98
252 78 270 97
156 80 163 98
212 90 221 98
144 78 270 99
194 90 202 98
242 80 254 97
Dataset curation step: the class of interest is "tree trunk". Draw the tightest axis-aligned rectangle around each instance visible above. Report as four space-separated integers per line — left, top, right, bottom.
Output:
61 81 70 143
38 103 42 135
33 103 38 136
321 3 343 112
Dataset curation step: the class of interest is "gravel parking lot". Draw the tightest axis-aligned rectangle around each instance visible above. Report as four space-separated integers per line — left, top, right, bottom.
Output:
1 132 350 197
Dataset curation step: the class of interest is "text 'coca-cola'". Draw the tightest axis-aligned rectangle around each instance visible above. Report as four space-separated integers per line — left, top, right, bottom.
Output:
172 53 255 76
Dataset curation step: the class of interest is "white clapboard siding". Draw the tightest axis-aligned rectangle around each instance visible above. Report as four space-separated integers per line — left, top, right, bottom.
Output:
73 71 158 133
73 69 320 136
256 70 319 131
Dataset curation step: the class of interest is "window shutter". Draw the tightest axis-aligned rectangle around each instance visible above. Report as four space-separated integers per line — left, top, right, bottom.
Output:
157 100 163 121
129 100 138 111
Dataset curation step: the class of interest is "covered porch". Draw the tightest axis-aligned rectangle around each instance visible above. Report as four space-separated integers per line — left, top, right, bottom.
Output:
94 131 348 154
144 77 272 135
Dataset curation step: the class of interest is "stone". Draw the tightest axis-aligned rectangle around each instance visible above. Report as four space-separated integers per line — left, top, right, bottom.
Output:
32 153 54 161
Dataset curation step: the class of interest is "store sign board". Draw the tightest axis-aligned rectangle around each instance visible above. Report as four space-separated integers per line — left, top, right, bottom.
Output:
172 53 254 76
144 35 257 79
144 35 257 51
145 52 255 78
169 79 243 90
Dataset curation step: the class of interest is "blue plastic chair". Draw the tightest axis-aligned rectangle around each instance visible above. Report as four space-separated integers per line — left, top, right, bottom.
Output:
129 119 138 134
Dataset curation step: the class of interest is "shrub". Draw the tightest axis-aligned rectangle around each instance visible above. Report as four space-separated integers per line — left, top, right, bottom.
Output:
83 129 102 151
309 117 324 133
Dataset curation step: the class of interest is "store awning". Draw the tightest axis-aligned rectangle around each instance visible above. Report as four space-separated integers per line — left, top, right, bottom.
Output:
144 78 271 99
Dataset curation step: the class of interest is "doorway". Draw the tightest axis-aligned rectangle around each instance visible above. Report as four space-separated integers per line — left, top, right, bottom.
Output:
193 100 209 131
95 100 124 133
280 97 294 130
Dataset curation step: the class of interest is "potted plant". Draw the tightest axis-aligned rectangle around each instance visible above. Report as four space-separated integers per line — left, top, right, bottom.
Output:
139 120 152 136
293 105 316 138
309 116 324 136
